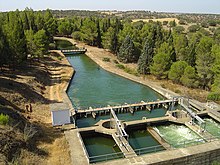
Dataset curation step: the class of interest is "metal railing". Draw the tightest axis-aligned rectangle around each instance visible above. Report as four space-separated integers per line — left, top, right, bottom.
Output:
170 136 220 148
75 99 169 111
134 145 165 155
77 132 90 164
89 152 124 163
87 136 220 163
88 144 165 163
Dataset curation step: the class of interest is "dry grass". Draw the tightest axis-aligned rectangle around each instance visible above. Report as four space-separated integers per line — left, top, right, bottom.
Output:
132 17 179 23
0 54 72 164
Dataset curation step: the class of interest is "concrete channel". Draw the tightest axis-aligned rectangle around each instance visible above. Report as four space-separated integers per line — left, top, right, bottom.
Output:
51 38 220 165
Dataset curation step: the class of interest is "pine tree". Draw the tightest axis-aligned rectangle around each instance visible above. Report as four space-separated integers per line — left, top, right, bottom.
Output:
196 36 215 89
0 24 10 67
137 37 154 74
117 35 137 63
5 11 27 66
150 42 172 79
44 9 57 41
96 20 102 48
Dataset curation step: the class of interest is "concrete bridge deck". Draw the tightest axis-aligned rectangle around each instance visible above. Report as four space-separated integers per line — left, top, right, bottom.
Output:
61 49 87 53
77 99 178 114
125 116 170 126
208 110 220 123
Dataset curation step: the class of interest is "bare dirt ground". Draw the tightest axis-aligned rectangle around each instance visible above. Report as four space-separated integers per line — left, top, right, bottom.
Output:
0 53 72 165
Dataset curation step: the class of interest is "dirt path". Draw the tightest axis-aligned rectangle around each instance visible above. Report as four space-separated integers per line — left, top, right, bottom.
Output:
0 52 73 164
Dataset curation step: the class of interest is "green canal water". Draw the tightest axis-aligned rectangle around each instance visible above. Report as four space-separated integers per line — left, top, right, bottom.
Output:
67 54 164 108
56 40 204 162
55 39 77 50
66 54 168 127
154 124 204 148
126 127 164 155
204 118 220 137
80 132 123 162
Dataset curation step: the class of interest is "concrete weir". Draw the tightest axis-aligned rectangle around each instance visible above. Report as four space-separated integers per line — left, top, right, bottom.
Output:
76 99 178 118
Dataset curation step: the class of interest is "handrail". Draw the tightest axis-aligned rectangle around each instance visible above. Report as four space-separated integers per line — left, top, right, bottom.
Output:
77 131 90 163
87 136 220 163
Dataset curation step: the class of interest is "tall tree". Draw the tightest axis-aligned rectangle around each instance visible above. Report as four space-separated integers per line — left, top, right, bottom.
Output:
25 29 35 56
35 11 45 31
137 37 154 74
5 11 27 66
0 24 10 67
57 20 72 36
208 44 220 100
80 17 97 45
168 61 188 83
173 33 188 61
96 20 102 48
33 29 49 58
196 36 215 89
44 9 57 40
20 11 29 30
150 52 172 79
117 35 137 63
180 66 198 88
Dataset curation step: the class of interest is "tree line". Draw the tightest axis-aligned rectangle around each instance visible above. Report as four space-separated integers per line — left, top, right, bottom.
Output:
65 16 220 101
0 8 57 68
0 9 220 101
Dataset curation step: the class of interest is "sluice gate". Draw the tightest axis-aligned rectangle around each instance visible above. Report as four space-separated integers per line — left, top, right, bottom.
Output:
76 99 178 118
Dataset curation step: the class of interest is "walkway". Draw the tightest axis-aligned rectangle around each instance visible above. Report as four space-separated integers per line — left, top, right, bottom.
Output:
77 99 178 114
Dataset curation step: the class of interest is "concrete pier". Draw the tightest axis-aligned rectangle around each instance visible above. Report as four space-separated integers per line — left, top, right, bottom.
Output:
77 99 178 115
147 127 171 150
208 110 220 123
125 116 170 126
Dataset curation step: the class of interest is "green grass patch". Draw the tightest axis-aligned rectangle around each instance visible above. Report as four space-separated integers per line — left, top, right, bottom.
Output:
124 67 139 76
116 64 125 69
57 56 63 61
116 64 139 76
102 57 111 62
0 113 9 125
174 89 181 94
207 92 220 101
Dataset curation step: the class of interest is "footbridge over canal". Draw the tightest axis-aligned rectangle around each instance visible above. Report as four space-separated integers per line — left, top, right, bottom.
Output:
61 49 87 55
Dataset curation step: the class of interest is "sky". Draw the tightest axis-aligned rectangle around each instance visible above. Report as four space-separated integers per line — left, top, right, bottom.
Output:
0 0 220 14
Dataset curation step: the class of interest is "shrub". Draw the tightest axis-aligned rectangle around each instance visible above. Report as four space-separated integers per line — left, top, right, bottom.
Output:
57 56 63 61
161 84 166 88
207 92 220 101
124 67 139 76
113 60 119 64
0 114 9 125
188 25 200 33
174 89 181 94
179 20 187 25
23 124 38 143
102 57 110 62
49 43 56 50
116 64 125 69
163 21 168 25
